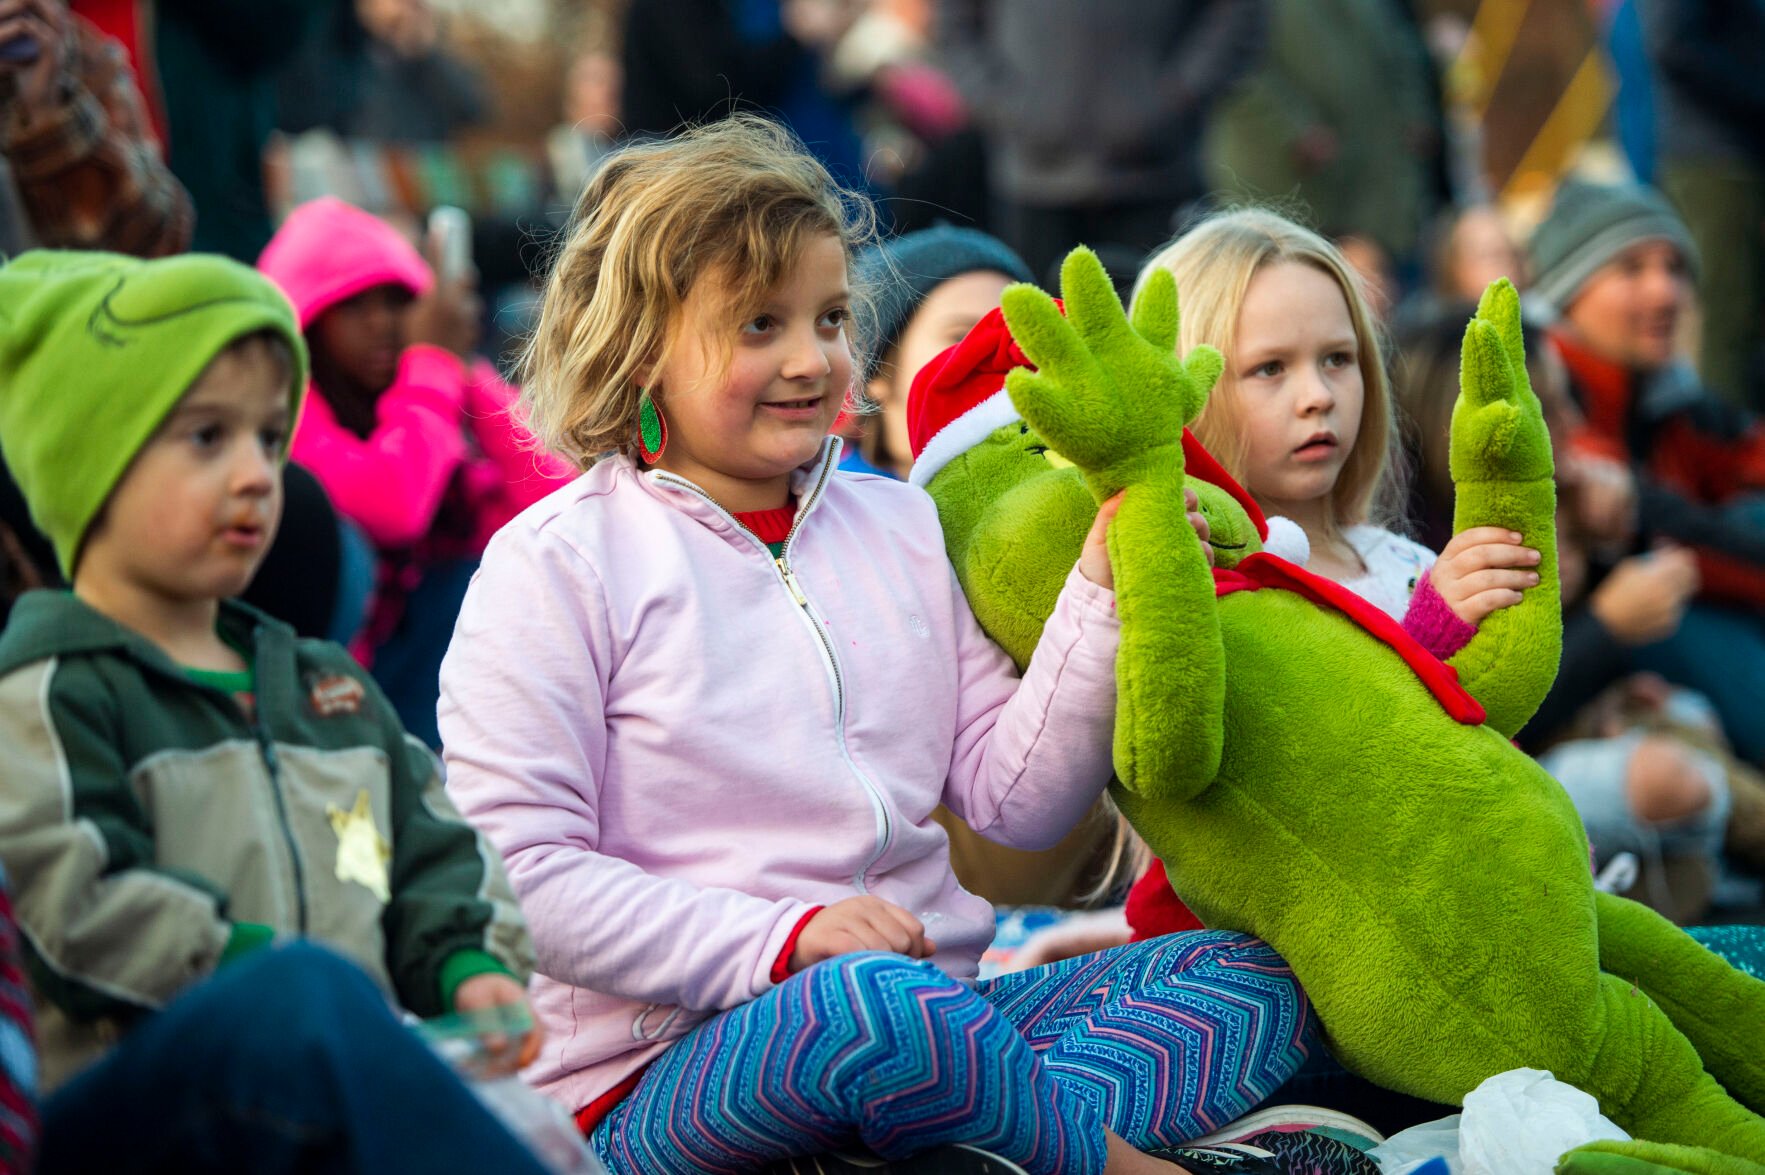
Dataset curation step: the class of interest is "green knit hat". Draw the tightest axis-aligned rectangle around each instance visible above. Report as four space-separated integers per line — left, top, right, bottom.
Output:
0 250 309 576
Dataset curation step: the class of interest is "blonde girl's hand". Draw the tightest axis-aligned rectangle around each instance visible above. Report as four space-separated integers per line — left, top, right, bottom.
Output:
451 972 545 1074
1430 526 1542 626
1078 493 1126 589
1185 487 1214 566
787 896 937 974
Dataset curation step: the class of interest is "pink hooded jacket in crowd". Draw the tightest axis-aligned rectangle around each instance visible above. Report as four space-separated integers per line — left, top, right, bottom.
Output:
437 438 1121 1116
258 196 574 556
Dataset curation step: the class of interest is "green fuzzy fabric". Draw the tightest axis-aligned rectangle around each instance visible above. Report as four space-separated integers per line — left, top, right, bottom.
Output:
926 250 1765 1171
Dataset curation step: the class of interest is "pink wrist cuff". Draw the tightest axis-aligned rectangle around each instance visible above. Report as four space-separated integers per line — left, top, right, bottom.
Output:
1404 571 1478 660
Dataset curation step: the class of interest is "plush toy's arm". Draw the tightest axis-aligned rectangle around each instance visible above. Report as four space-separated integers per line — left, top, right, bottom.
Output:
1444 279 1562 737
1000 249 1226 800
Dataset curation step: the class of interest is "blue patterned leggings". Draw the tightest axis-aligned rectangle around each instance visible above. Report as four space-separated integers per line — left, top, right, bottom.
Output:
589 931 1313 1175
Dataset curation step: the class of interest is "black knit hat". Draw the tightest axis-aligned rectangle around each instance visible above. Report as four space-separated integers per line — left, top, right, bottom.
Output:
1528 178 1700 312
855 225 1034 382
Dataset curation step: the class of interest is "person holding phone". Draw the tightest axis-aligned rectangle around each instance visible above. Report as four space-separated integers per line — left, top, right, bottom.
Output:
258 196 576 747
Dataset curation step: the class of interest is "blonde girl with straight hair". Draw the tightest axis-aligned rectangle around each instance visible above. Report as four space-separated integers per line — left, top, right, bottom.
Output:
1134 207 1540 623
436 116 1315 1175
1103 208 1546 950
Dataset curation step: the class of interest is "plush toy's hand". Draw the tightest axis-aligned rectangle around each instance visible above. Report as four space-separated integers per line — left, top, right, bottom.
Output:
1000 247 1222 500
1450 278 1553 487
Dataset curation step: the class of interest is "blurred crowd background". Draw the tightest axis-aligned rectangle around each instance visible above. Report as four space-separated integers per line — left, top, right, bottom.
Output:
3 0 1756 399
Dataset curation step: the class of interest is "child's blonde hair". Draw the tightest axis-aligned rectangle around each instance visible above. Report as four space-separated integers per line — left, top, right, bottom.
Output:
1133 207 1405 535
520 115 877 468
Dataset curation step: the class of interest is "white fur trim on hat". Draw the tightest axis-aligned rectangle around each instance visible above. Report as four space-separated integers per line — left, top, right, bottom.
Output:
1262 515 1310 565
907 391 1022 488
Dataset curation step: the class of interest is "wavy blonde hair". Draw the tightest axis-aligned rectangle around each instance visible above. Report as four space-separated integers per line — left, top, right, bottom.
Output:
520 115 877 468
1132 207 1405 535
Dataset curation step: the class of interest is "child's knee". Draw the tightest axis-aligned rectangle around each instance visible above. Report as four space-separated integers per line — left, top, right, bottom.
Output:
797 951 953 1003
1626 737 1716 826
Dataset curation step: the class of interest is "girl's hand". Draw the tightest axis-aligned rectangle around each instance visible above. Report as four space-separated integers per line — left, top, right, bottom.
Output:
1078 493 1125 588
452 972 544 1074
788 896 936 973
1185 487 1214 567
1430 526 1542 626
408 236 483 360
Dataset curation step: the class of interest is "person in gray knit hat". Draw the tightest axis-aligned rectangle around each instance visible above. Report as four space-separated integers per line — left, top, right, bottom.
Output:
1528 178 1700 323
1529 176 1765 768
847 225 1033 479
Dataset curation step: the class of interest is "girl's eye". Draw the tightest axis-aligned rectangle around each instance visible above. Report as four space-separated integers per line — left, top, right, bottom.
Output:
191 425 224 449
741 314 775 335
1324 351 1353 369
1251 360 1282 378
260 428 287 455
819 307 848 330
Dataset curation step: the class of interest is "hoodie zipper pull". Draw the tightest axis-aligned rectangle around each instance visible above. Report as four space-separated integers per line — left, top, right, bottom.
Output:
776 558 809 608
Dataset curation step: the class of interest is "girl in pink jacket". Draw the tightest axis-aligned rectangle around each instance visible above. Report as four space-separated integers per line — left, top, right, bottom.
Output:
437 117 1313 1175
259 197 573 744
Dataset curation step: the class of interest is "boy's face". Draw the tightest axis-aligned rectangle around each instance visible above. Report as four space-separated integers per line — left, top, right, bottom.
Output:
76 342 291 606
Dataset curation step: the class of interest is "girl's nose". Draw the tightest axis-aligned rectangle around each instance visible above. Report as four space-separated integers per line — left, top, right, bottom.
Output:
1296 368 1336 414
782 327 834 380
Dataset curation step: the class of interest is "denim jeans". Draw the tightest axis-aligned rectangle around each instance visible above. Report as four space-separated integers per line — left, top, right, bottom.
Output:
1633 601 1765 766
37 943 548 1175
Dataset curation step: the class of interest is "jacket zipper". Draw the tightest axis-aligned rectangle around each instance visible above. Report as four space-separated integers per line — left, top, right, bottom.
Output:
179 653 311 935
249 715 310 934
653 448 895 890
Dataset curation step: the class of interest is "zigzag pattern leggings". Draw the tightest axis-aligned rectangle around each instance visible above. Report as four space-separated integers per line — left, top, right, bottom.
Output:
588 931 1313 1174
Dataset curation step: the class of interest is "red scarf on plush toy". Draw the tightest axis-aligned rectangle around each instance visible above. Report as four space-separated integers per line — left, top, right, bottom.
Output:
1129 436 1487 940
1183 431 1485 726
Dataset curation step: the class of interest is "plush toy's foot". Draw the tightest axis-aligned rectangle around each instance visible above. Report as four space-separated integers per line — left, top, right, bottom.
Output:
1558 1140 1765 1175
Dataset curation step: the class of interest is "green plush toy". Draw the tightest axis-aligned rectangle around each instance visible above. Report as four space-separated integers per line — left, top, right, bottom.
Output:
921 247 1765 1175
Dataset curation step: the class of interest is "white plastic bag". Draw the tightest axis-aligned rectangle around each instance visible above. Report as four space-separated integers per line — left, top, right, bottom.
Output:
474 1076 611 1175
1370 1113 1461 1173
1458 1068 1629 1174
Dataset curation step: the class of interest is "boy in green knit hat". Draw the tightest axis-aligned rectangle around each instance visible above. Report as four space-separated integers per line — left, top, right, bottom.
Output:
0 250 551 1174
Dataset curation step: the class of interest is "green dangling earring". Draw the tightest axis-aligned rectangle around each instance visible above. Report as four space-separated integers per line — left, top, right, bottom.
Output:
637 386 668 463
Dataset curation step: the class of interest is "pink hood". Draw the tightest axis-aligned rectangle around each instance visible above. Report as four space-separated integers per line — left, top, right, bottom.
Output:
258 196 433 329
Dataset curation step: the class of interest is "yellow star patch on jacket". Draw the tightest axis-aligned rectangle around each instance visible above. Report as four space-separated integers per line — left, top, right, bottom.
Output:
328 789 391 902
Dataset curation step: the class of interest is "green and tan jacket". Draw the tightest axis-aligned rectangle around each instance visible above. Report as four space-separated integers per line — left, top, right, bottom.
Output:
0 592 534 1090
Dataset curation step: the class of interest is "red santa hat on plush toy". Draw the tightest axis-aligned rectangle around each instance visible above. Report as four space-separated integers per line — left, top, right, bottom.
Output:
904 303 1311 564
906 306 1030 489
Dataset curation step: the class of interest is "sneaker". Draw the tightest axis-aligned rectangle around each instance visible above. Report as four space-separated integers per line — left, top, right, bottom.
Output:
1149 1129 1381 1174
1146 1140 1286 1173
1188 1104 1384 1152
766 1144 1031 1174
1235 1130 1382 1174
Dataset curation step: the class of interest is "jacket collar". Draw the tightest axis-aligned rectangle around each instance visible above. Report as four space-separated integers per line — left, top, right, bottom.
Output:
0 591 290 681
632 436 844 555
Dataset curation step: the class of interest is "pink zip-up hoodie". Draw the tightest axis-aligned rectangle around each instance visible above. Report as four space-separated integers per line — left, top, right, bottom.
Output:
258 196 573 554
438 439 1121 1115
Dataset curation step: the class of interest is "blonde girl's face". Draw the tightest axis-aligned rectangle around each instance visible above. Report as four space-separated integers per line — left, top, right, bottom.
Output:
650 234 853 507
1229 260 1365 519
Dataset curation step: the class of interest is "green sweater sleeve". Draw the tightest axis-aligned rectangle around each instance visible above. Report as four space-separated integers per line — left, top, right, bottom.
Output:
438 948 514 1010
